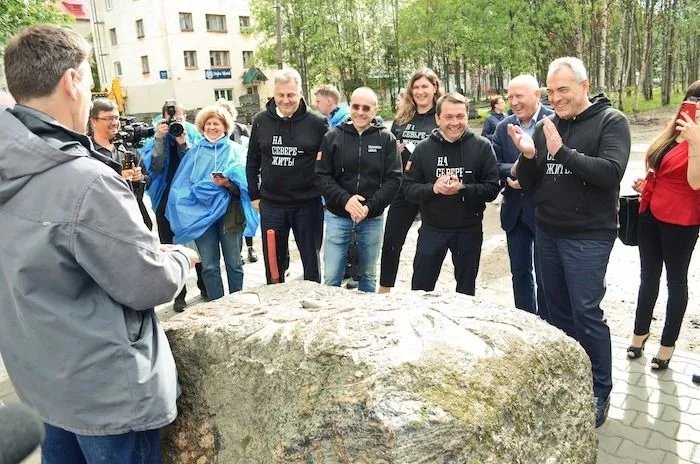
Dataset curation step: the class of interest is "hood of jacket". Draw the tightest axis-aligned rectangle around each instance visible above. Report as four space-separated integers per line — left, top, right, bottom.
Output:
427 126 475 145
336 117 385 136
265 96 312 122
0 105 94 204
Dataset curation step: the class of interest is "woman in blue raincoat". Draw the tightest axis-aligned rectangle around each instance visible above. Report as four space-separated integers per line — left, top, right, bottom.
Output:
166 105 259 299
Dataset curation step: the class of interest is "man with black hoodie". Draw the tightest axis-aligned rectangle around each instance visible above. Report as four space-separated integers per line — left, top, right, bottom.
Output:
316 87 402 292
512 57 631 428
247 68 329 284
403 92 499 295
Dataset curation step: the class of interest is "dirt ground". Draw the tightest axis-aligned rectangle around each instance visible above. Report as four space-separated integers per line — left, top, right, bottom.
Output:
399 106 700 354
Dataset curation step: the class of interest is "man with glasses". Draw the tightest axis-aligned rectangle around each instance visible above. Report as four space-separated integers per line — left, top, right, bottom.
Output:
89 97 151 229
247 68 329 284
316 87 402 292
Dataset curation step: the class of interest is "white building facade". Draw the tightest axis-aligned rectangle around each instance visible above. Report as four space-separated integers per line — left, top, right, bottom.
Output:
91 0 274 115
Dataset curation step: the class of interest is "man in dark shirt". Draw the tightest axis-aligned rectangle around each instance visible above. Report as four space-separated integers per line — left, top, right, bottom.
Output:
89 97 152 229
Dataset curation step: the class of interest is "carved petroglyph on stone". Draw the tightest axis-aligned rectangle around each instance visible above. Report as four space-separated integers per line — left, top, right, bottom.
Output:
162 282 597 464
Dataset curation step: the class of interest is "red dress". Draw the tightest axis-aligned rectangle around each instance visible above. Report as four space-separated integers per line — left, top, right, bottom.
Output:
640 141 700 226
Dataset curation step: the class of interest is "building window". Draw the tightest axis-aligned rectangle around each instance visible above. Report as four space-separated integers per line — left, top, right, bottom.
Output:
242 50 254 68
214 89 233 101
109 28 117 46
135 19 144 38
239 16 250 30
114 61 122 77
205 14 227 32
179 12 193 32
183 50 198 68
105 0 113 10
209 50 230 68
141 56 150 74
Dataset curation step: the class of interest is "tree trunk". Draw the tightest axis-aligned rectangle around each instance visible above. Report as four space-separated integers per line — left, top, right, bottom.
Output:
634 0 657 112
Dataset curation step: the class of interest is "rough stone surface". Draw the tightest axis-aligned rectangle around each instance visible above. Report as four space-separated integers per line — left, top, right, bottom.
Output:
162 282 597 464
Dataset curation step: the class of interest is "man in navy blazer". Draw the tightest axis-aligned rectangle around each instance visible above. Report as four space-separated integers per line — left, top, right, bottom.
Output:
492 74 553 317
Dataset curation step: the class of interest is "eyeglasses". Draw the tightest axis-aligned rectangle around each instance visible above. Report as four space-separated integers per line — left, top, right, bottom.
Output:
351 103 375 112
94 116 120 122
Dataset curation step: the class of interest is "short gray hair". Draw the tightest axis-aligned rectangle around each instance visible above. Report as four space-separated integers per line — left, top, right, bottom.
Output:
547 57 588 84
273 68 302 92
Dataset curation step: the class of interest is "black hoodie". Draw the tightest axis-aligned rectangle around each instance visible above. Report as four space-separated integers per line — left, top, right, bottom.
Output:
246 97 329 205
517 93 631 240
403 128 499 231
391 106 439 167
316 120 402 219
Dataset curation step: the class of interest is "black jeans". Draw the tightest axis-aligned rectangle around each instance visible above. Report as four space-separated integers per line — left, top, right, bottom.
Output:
379 195 419 287
634 211 699 347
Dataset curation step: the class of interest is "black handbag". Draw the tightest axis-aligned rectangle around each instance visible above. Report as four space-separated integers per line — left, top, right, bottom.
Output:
618 195 640 246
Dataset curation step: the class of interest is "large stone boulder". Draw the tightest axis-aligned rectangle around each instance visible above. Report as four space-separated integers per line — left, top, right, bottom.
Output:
162 282 597 464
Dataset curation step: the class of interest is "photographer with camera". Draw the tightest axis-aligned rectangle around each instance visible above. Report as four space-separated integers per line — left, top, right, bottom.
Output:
142 100 204 311
89 97 152 229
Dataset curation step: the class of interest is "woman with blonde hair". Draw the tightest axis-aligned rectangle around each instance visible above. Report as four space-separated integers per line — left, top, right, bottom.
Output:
379 68 444 293
166 105 258 300
627 81 700 370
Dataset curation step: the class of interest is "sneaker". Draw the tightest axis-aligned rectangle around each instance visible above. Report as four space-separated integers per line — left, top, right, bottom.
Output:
173 298 187 313
247 246 258 263
345 278 358 290
595 396 610 428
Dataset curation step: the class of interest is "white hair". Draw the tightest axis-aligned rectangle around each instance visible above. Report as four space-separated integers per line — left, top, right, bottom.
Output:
273 68 302 92
508 74 540 92
547 57 588 83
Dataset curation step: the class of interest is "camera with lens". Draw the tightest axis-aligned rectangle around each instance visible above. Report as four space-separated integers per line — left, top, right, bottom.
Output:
113 116 156 149
163 99 185 137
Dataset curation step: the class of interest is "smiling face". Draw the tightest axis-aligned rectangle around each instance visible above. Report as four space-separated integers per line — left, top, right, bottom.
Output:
411 76 437 112
507 79 540 124
91 108 120 140
350 88 378 133
204 116 226 140
274 80 301 118
436 100 468 142
547 66 590 120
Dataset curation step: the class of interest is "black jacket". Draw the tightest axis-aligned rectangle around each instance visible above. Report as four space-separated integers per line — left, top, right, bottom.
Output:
517 93 631 240
316 120 402 219
404 129 499 231
246 98 328 205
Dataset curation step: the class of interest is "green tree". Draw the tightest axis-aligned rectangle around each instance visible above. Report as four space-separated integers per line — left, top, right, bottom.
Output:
0 0 73 46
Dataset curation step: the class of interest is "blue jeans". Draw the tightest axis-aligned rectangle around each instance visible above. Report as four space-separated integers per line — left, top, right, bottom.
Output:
42 423 161 463
536 227 614 399
506 214 548 318
323 212 384 292
194 216 243 300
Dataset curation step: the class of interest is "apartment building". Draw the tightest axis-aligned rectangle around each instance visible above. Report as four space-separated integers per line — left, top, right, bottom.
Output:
91 0 274 115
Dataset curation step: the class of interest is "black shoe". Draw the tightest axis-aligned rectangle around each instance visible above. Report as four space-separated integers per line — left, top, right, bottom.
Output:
692 374 700 384
200 287 209 301
627 333 650 359
651 346 675 371
173 298 186 313
595 395 610 428
247 246 258 263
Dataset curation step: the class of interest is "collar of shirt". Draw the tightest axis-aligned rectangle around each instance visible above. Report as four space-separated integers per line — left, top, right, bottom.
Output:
516 103 542 137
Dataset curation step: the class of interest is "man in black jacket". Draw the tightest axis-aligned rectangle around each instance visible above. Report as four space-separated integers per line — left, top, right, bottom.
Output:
403 92 499 295
316 87 402 292
247 69 329 284
511 57 631 428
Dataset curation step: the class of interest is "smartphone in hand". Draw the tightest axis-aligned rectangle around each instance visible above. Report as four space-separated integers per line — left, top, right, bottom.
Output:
211 172 225 179
679 101 697 121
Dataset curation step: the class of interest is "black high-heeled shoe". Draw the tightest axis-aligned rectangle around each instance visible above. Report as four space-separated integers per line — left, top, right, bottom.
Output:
651 346 675 371
627 333 650 359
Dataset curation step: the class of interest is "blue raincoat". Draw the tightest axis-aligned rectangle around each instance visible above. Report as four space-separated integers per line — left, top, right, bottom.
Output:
141 118 201 211
165 136 259 244
329 103 350 128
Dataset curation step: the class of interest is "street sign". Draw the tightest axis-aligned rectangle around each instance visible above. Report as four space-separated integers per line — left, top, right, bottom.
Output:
205 68 232 80
159 70 168 79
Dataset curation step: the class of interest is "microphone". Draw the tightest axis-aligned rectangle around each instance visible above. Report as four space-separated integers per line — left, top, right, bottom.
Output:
0 403 44 464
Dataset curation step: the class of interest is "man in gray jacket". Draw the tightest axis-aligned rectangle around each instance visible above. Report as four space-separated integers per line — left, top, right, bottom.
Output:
0 25 198 462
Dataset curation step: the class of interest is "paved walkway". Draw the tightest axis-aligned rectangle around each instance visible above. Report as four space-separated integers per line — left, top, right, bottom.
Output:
2 242 700 463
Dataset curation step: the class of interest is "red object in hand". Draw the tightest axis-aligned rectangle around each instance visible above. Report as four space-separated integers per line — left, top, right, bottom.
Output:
266 229 280 284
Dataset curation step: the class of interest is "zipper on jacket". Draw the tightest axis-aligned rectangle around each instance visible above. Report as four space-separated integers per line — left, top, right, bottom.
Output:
356 133 362 192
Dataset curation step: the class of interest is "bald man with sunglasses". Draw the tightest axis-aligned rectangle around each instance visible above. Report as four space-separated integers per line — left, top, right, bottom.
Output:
316 87 402 292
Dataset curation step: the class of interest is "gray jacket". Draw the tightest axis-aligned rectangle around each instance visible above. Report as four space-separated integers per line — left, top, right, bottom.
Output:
0 105 190 435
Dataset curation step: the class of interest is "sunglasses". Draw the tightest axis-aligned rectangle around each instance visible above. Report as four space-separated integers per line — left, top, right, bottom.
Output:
351 103 374 112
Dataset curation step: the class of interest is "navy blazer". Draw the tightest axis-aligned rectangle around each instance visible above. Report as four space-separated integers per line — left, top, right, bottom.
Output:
492 106 553 232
